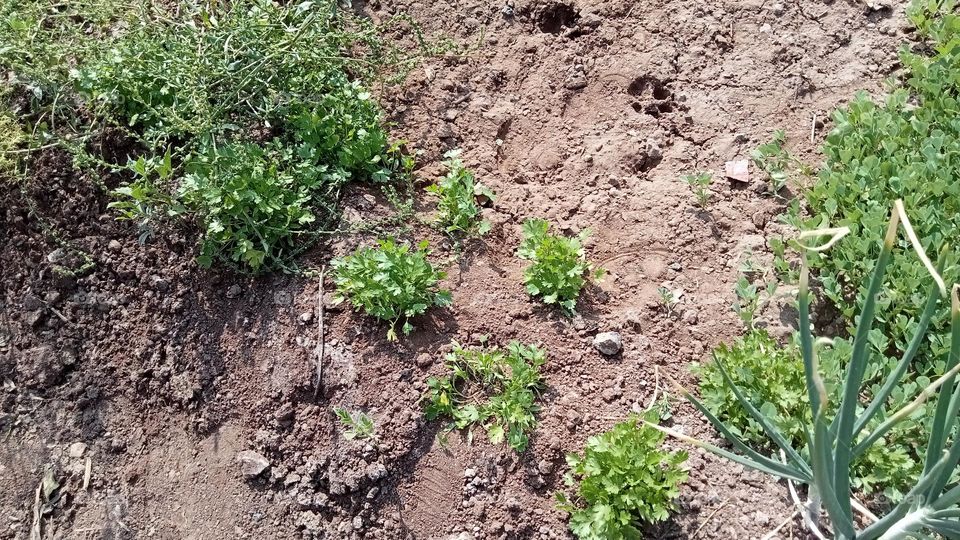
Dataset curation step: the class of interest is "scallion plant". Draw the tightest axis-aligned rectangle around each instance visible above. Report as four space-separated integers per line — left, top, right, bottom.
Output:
655 200 960 539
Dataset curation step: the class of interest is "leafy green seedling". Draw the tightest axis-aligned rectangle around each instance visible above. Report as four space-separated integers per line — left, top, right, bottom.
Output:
331 239 452 340
769 236 799 283
108 149 184 244
732 276 759 328
682 172 713 208
556 414 688 540
656 286 680 316
424 341 546 452
334 408 375 440
751 130 795 196
427 149 495 236
516 218 603 313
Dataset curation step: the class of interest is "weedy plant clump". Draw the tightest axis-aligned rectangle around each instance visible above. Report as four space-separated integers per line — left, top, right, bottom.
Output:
556 414 688 540
1 0 432 272
663 201 960 538
427 149 495 237
424 340 546 452
331 239 451 340
516 218 603 314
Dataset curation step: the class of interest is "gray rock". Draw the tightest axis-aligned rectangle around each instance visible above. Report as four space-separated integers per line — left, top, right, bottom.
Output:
564 73 588 90
601 386 623 403
46 248 67 264
22 294 41 311
226 284 242 299
108 239 122 252
298 311 314 325
366 462 388 482
237 450 271 479
68 442 87 458
592 332 623 355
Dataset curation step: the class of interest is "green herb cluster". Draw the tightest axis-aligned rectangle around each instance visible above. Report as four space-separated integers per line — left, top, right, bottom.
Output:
427 149 495 236
556 414 688 540
424 341 546 452
331 240 451 340
517 218 602 313
696 329 922 497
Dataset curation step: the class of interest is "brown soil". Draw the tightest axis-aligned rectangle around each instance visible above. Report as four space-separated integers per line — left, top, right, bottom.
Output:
1 0 909 539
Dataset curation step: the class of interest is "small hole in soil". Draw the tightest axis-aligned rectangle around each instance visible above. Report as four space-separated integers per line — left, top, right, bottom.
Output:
627 75 671 100
536 2 579 33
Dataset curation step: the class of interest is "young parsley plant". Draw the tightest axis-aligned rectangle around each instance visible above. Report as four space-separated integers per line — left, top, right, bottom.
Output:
331 239 451 340
516 218 603 313
427 149 495 236
556 414 688 540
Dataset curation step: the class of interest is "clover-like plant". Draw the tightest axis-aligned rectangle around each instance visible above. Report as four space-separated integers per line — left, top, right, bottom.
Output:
656 201 960 539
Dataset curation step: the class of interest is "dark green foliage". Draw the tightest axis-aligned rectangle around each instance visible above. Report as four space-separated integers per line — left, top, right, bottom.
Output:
696 329 923 497
516 218 602 313
424 341 545 452
2 0 425 272
331 240 451 340
804 0 960 364
556 415 688 540
426 149 494 236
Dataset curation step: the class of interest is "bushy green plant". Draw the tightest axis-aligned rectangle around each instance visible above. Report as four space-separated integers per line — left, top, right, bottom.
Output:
516 218 602 313
426 149 495 236
663 202 960 539
2 0 428 272
695 329 919 497
803 0 960 367
331 240 451 340
556 414 688 540
424 341 545 452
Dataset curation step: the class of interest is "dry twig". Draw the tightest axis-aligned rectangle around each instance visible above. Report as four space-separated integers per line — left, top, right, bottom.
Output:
313 266 326 399
692 498 731 539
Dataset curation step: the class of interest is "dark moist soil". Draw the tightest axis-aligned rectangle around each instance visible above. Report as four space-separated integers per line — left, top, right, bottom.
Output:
1 0 908 538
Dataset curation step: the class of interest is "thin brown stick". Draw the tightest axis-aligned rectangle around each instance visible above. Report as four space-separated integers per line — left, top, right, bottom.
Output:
761 510 800 540
313 266 326 399
692 498 731 539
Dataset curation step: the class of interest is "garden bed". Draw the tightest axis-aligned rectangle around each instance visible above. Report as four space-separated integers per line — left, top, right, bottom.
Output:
0 0 913 538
